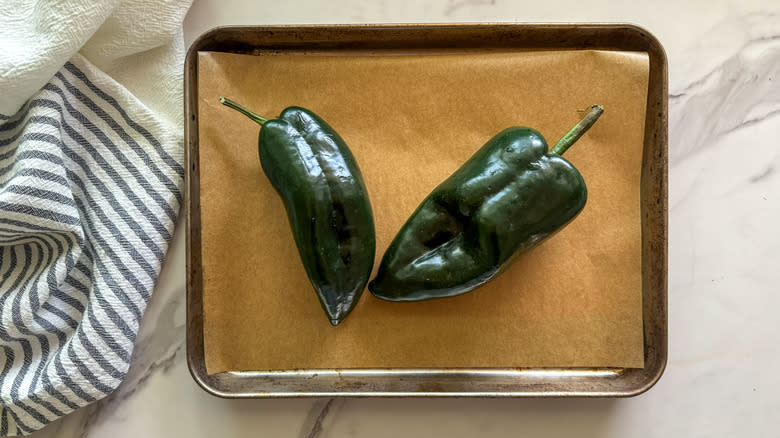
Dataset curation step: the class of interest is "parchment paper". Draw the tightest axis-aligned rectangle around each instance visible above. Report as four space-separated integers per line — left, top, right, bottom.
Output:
197 49 648 373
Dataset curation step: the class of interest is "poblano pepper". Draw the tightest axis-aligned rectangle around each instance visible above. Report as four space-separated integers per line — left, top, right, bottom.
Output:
220 97 375 325
369 105 603 302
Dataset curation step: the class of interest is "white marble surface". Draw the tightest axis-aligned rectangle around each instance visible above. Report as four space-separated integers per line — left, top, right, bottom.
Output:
29 0 780 436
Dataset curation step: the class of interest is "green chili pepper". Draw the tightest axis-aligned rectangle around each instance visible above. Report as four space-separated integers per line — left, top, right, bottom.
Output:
368 105 603 302
220 97 375 325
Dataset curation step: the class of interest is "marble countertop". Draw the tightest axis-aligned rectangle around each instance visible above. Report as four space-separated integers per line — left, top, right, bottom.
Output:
30 0 780 436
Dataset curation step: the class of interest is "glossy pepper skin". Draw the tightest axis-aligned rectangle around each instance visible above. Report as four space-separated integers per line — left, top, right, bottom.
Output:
369 107 602 302
221 98 375 325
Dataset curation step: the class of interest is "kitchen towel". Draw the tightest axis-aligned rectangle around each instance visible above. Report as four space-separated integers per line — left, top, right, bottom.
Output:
0 0 192 434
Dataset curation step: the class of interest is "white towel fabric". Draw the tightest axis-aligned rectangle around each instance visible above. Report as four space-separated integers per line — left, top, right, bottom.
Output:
0 0 192 435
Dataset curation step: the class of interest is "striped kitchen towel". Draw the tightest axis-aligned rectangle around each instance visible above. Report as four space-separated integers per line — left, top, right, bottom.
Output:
0 0 191 435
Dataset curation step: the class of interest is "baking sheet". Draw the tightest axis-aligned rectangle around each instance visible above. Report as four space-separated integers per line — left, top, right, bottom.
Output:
197 49 648 373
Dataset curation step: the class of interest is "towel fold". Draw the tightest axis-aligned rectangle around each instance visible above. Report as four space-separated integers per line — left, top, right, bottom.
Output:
0 0 192 435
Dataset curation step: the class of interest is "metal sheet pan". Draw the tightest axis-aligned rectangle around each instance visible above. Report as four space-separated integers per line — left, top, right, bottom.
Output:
185 23 667 397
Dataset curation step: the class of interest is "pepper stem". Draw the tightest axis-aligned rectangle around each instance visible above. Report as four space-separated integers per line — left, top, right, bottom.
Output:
219 97 269 126
549 104 604 156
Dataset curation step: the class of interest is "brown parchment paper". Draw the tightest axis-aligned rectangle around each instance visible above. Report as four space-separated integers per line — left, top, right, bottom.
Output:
198 49 648 373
